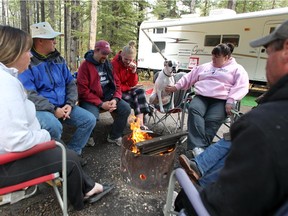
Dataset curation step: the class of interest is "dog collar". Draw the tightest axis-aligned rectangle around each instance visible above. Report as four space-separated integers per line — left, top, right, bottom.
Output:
163 70 172 77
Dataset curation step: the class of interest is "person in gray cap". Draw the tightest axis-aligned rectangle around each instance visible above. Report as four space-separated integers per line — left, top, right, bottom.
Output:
173 19 288 215
18 22 96 165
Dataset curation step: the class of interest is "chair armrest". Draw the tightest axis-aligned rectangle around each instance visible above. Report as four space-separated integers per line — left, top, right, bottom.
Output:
0 140 56 165
175 168 210 216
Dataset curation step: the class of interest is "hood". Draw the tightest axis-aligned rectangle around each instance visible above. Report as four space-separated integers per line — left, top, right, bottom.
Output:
0 62 18 78
260 74 288 104
31 47 60 61
84 50 102 66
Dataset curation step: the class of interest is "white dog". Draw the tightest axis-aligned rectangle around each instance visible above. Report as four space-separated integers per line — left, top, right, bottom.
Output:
149 60 179 112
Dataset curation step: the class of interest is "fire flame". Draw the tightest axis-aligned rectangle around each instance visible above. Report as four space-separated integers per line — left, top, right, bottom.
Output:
129 115 152 153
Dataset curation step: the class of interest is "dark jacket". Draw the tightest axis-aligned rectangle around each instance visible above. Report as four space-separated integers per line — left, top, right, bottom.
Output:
201 74 288 215
77 50 122 107
18 48 77 112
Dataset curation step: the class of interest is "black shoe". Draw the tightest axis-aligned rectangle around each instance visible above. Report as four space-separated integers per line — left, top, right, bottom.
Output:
79 155 88 167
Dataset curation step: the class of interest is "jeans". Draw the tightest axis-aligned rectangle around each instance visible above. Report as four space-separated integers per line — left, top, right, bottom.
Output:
36 106 96 155
187 95 226 150
80 100 131 139
195 138 231 187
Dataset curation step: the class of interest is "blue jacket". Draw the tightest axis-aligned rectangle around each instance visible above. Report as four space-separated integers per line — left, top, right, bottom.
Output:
19 48 77 113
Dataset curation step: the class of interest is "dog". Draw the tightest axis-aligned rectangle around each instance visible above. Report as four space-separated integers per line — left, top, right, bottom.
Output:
149 60 179 112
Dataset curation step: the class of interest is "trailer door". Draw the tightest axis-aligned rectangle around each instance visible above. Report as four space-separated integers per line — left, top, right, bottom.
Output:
254 21 284 82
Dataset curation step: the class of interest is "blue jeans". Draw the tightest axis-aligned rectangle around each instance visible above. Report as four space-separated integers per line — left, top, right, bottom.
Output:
194 138 231 187
80 100 131 139
187 95 226 150
36 106 96 155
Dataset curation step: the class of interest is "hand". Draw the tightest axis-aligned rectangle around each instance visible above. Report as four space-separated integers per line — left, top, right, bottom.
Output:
108 99 117 112
129 62 137 73
62 104 72 120
101 100 117 112
225 103 234 116
165 85 177 93
54 107 66 119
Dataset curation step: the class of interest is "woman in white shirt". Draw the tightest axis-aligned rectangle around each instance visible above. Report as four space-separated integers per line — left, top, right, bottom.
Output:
0 25 113 211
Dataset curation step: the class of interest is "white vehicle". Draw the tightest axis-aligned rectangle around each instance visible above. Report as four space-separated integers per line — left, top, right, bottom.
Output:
137 7 288 84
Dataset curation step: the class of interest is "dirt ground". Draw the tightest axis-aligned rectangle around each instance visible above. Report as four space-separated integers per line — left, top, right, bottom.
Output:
0 80 252 216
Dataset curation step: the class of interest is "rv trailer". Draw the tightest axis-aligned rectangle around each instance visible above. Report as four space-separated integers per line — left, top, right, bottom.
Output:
137 7 288 85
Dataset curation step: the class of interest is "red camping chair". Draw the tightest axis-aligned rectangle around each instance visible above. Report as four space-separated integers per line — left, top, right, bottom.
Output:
0 140 68 216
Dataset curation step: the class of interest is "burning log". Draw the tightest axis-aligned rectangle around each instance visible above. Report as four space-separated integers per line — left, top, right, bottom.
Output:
135 131 187 155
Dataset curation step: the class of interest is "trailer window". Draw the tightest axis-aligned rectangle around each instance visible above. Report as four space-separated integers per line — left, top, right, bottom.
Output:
152 42 166 53
204 35 221 46
153 28 167 34
222 35 240 47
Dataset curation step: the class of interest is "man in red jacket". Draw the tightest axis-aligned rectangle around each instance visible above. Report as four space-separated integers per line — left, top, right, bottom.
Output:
77 40 131 146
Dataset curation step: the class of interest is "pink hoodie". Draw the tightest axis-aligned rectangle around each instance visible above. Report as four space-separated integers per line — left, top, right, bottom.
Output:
175 57 249 104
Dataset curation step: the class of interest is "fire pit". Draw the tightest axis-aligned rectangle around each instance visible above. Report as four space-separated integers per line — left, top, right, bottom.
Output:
120 131 187 192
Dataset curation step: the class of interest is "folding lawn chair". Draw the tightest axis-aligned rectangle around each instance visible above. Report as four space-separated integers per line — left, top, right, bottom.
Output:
180 91 242 141
148 72 189 134
164 168 210 216
0 140 68 216
164 168 288 216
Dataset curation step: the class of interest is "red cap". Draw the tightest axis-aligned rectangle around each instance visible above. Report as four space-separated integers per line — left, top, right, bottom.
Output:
95 40 111 55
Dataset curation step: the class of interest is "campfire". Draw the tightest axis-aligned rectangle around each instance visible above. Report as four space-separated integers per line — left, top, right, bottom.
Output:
127 115 186 155
128 115 152 154
120 115 187 191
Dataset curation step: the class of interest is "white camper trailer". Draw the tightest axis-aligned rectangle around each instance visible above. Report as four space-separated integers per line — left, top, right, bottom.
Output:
137 7 288 84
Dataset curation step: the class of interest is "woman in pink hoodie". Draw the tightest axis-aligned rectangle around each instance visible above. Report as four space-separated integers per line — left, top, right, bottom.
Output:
166 43 249 157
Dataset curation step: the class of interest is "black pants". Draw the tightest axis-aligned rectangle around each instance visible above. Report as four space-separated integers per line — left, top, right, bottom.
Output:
175 189 198 216
0 147 95 210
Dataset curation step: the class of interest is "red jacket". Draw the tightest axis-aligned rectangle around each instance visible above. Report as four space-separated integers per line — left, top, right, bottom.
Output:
77 51 122 107
111 51 138 92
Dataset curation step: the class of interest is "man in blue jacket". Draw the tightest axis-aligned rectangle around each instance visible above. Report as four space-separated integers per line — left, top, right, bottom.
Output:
19 22 96 164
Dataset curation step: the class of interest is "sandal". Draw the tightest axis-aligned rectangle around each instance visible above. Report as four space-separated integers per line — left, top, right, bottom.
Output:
85 183 114 204
140 125 153 133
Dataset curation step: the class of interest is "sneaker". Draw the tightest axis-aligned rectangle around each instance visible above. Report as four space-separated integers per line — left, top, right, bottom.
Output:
107 136 122 146
192 147 204 157
86 137 95 147
179 154 201 184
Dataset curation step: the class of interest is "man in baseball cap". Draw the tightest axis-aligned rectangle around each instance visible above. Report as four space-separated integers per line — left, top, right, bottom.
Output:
94 40 112 55
19 22 96 165
250 19 288 48
30 22 63 39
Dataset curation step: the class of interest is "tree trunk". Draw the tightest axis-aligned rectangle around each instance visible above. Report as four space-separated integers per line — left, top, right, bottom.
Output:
69 0 80 72
49 0 55 24
190 0 196 14
41 0 45 21
20 0 28 32
89 0 98 50
64 0 72 69
227 0 236 10
2 0 7 25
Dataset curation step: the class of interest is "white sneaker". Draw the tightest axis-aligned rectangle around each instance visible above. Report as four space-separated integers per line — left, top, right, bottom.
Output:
86 137 95 147
192 147 204 157
107 136 122 146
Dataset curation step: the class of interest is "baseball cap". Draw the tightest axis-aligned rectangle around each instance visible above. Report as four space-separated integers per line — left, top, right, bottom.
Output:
250 20 288 48
95 40 111 55
30 22 63 39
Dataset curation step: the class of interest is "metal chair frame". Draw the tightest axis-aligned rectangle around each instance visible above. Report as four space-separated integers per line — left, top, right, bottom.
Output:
0 140 68 216
164 168 210 216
